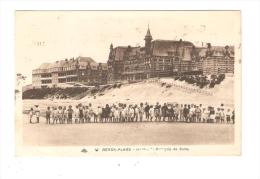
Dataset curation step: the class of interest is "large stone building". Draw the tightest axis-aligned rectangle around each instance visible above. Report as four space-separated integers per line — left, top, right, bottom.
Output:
107 27 235 83
202 43 235 75
32 56 108 87
32 27 235 87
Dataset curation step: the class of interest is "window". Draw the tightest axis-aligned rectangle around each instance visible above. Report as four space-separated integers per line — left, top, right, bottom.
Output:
41 79 52 84
41 74 51 78
58 78 66 83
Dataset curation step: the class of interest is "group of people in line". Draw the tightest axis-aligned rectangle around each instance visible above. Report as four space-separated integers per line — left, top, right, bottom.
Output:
28 102 235 124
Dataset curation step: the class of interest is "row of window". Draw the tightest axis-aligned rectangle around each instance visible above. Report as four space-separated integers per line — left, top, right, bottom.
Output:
124 65 175 72
41 74 52 78
124 58 174 65
58 77 78 83
58 71 76 76
34 66 78 74
41 79 52 84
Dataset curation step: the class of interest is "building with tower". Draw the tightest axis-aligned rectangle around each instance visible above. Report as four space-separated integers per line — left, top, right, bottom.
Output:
107 26 235 83
144 25 153 55
31 27 235 87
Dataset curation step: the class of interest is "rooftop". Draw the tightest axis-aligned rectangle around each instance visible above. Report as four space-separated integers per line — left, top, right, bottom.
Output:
34 56 107 71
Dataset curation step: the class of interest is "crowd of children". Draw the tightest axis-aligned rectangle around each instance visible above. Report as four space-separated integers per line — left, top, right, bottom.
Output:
28 103 235 124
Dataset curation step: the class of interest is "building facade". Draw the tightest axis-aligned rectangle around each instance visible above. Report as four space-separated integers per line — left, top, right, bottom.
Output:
202 44 235 75
32 27 235 87
107 27 235 83
32 56 108 87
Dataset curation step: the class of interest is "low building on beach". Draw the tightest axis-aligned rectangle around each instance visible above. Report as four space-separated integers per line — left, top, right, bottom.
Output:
32 56 108 88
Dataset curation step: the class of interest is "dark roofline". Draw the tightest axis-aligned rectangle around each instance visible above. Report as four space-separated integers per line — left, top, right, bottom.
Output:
152 39 194 44
114 46 141 49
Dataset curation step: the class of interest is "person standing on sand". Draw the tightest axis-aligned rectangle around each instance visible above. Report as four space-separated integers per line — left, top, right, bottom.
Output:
78 104 84 124
168 105 174 122
232 110 235 124
125 105 130 122
29 107 34 123
226 109 231 124
172 105 177 122
161 103 167 122
83 106 88 123
67 105 73 124
190 105 196 123
183 104 189 122
97 106 103 123
110 105 115 122
46 107 51 124
104 104 111 123
128 105 134 122
199 105 203 122
122 105 127 122
138 103 144 122
201 108 207 123
74 105 79 124
215 108 221 123
92 106 98 123
134 104 139 122
206 106 211 123
179 104 184 122
118 104 123 122
175 104 180 122
149 105 154 122
195 105 202 123
52 107 58 124
57 106 63 124
154 102 160 122
109 105 114 123
144 103 150 121
62 106 67 124
88 103 94 123
209 107 215 123
220 108 225 123
35 105 40 123
114 106 119 123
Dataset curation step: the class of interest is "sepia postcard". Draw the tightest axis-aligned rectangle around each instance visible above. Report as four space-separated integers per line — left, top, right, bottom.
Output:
15 11 241 156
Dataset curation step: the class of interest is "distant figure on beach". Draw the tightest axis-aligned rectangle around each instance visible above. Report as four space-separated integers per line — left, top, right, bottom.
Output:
29 108 34 123
35 105 40 123
46 107 51 124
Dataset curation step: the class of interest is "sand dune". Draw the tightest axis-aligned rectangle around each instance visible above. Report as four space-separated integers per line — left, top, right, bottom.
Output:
81 76 234 107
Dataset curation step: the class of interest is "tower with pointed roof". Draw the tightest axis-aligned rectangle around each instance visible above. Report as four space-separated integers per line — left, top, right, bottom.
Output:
110 43 113 51
144 25 153 55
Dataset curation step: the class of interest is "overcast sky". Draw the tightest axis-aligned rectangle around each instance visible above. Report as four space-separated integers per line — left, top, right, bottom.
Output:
15 11 240 84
